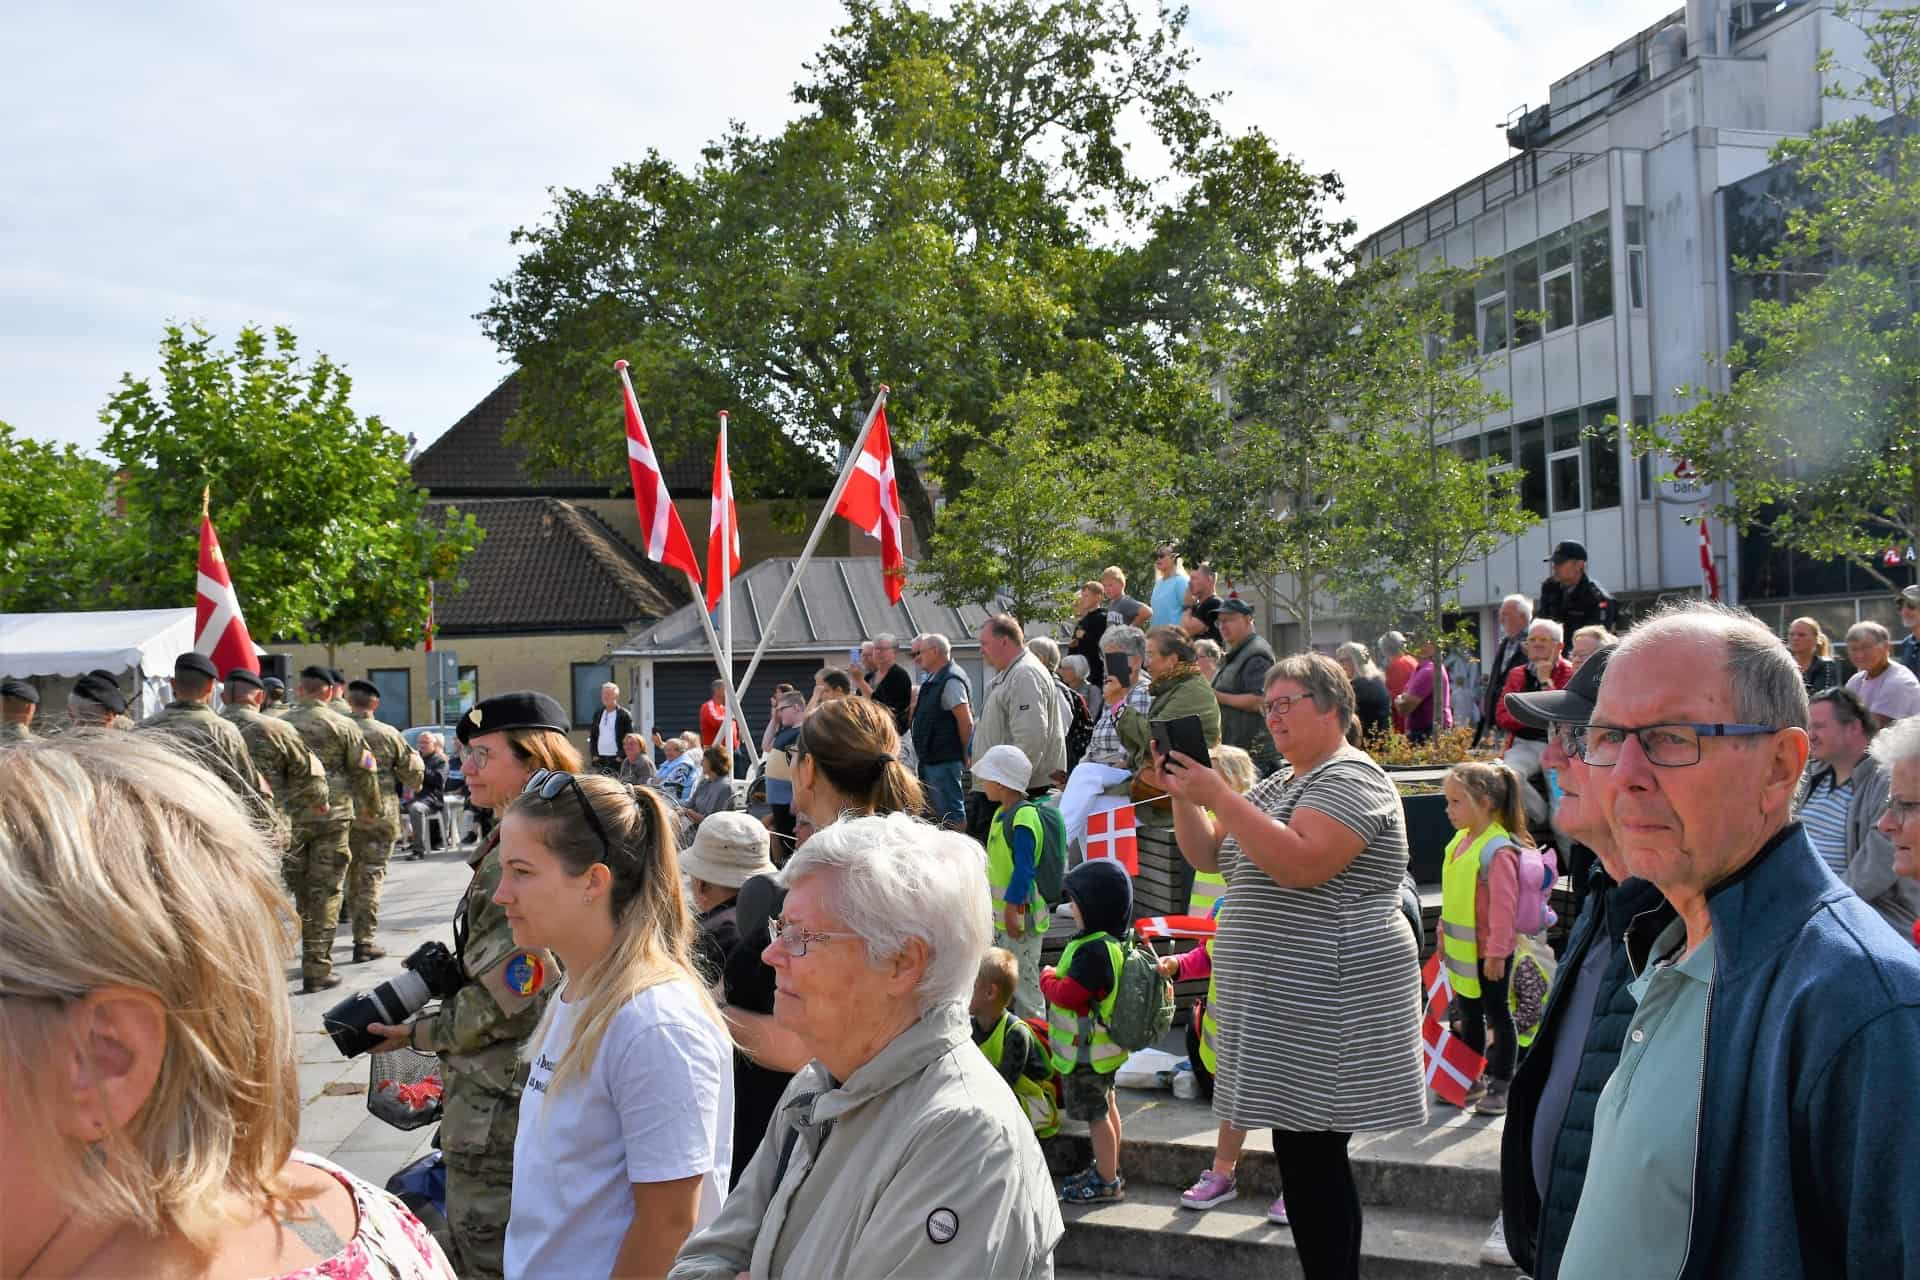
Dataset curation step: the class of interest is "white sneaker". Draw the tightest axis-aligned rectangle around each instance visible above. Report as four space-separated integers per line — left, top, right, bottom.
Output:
1481 1213 1516 1267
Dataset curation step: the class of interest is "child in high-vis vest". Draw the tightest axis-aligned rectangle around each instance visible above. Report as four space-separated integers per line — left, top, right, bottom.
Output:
1041 858 1134 1204
1439 760 1534 1116
970 948 1059 1138
974 744 1052 1019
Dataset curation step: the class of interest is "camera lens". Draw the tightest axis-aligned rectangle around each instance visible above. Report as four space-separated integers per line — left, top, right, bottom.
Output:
323 970 433 1058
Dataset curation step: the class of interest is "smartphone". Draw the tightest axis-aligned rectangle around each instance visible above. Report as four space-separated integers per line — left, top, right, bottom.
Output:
1106 655 1133 687
1151 714 1212 772
849 646 863 666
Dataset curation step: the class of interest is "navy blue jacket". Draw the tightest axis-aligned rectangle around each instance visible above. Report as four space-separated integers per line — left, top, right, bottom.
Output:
1626 822 1920 1278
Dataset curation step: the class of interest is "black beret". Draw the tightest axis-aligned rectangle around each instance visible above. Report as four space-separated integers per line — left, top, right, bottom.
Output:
456 691 569 745
88 668 119 683
1 678 39 705
300 664 333 682
225 668 265 691
347 679 381 698
328 667 346 685
73 673 127 714
262 676 285 693
174 652 218 680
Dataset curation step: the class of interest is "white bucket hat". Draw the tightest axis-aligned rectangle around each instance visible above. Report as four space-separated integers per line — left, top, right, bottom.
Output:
971 744 1032 793
681 811 776 888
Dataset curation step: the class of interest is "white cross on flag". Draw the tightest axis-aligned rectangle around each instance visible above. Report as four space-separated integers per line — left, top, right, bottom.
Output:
1134 914 1217 942
195 511 258 677
1419 951 1487 1107
705 415 741 612
1083 802 1139 875
615 360 700 582
832 405 907 602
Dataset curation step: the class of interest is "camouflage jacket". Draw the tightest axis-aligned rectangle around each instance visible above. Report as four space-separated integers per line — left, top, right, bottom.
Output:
136 700 270 820
221 704 330 833
328 696 353 718
350 711 426 837
281 698 379 826
419 827 556 1158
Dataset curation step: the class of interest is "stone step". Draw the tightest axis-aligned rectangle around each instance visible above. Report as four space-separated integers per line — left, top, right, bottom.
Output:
1042 1089 1505 1220
1055 1184 1506 1280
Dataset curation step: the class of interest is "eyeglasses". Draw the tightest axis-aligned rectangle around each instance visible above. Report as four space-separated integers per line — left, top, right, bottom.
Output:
461 743 492 769
1578 722 1781 768
1883 796 1920 824
1548 722 1585 757
767 916 858 958
1263 694 1308 719
523 769 615 864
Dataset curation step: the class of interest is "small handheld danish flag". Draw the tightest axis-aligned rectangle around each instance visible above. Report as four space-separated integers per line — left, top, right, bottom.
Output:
1083 804 1139 876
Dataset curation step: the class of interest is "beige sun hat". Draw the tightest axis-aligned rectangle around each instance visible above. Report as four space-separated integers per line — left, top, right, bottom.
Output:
681 811 776 888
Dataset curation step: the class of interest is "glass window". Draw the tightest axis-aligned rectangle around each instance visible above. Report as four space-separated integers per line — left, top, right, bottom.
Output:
1454 434 1482 464
570 662 613 729
1550 453 1583 513
1542 226 1573 272
1628 246 1646 309
1578 212 1613 324
1480 295 1508 354
1453 288 1476 346
1510 247 1542 345
1633 396 1655 501
1517 419 1547 518
368 669 411 731
1550 408 1583 452
1485 425 1515 466
1625 206 1645 246
1588 429 1622 510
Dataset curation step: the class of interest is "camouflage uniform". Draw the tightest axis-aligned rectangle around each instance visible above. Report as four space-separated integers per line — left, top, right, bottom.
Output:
136 700 270 823
281 697 379 984
0 721 31 744
328 695 354 718
345 710 425 948
221 702 329 847
412 826 556 1280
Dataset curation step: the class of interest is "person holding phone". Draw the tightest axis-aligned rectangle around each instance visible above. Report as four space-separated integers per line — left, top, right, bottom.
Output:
1116 627 1221 814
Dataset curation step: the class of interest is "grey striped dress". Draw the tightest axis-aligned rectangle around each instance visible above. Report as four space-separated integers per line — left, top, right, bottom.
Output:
1210 747 1429 1133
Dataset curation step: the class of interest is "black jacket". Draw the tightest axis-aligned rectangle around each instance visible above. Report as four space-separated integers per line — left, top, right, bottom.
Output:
1069 608 1108 687
1475 632 1529 742
1536 573 1615 649
1500 864 1674 1279
590 705 634 759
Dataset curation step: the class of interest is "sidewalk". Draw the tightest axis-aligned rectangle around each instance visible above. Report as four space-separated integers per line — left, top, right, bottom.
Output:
291 842 478 1189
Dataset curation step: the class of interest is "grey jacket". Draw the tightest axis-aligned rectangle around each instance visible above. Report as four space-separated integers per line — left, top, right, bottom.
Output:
970 653 1067 791
669 1002 1062 1280
1795 752 1920 935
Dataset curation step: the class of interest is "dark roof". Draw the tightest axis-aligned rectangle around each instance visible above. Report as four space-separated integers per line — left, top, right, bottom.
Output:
614 556 993 659
412 373 709 498
431 498 690 634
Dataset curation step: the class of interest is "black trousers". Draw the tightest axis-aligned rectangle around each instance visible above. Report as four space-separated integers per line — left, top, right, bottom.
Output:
1457 962 1516 1081
1270 1129 1360 1280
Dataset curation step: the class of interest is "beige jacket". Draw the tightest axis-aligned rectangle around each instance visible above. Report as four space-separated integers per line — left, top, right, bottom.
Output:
669 1003 1062 1280
970 653 1067 791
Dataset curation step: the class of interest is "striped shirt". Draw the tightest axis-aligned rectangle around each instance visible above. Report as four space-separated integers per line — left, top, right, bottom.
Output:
1210 747 1429 1133
1796 774 1854 878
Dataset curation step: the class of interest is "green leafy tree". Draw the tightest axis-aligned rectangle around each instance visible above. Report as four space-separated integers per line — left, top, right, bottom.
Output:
0 421 114 611
97 324 483 650
1634 3 1920 590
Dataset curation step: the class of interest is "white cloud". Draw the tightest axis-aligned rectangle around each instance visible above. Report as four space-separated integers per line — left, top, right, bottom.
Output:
0 0 1680 452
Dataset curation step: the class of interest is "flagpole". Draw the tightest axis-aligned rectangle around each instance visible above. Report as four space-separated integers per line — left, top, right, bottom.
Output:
684 570 760 768
719 410 733 725
736 385 889 696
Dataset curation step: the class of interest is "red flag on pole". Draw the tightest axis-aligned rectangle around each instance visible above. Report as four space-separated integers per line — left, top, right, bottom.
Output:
1084 804 1139 875
833 405 907 602
1134 915 1217 941
705 420 741 612
195 495 258 677
615 361 701 582
1698 516 1720 601
1418 952 1487 1107
424 581 435 653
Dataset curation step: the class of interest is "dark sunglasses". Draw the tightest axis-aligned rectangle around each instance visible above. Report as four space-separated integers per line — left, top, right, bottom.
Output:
523 769 614 864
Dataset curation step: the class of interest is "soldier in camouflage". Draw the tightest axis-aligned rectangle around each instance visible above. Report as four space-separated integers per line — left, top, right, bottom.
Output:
220 667 330 850
365 691 572 1280
343 679 425 963
68 670 134 730
1 679 38 743
136 653 271 823
262 674 289 715
326 666 354 718
282 665 380 993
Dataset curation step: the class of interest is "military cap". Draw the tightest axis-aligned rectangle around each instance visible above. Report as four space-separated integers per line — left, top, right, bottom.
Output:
89 668 119 683
347 679 381 698
175 652 219 680
300 664 333 682
262 676 285 693
457 690 569 745
73 673 127 713
327 667 346 686
1 678 39 705
225 668 265 691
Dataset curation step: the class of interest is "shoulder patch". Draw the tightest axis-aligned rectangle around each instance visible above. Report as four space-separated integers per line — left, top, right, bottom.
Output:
502 951 546 997
359 748 377 771
926 1207 958 1245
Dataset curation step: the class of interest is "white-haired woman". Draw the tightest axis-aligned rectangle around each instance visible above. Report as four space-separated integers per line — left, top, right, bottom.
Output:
0 734 454 1280
668 813 1063 1280
1334 643 1391 741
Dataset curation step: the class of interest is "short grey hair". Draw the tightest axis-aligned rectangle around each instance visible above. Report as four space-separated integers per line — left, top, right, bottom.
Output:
1266 652 1356 731
601 681 619 694
1614 601 1809 730
1527 618 1565 645
1026 636 1061 671
872 633 897 648
916 632 951 659
1334 641 1380 678
1378 630 1407 658
1572 624 1617 651
1869 714 1920 772
1101 624 1147 659
781 812 991 1013
1060 654 1090 681
1847 621 1891 647
1195 639 1225 667
1502 593 1535 619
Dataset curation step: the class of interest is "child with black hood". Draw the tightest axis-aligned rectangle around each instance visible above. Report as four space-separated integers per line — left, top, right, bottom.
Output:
1041 856 1134 1204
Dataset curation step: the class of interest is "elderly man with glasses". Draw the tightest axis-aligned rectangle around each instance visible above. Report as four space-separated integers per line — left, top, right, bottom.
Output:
1553 602 1920 1279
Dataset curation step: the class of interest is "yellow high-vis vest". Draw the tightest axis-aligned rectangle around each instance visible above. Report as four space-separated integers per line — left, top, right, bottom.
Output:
1440 823 1510 1000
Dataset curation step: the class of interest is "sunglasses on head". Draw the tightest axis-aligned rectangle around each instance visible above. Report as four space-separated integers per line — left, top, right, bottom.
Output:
523 769 615 864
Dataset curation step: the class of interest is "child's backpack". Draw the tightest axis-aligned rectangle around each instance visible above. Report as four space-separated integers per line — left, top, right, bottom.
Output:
1002 799 1070 906
1482 840 1559 936
1018 1015 1062 1139
1101 933 1175 1051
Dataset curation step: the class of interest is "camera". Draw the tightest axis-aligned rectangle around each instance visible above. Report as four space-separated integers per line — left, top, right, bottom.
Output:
322 941 465 1058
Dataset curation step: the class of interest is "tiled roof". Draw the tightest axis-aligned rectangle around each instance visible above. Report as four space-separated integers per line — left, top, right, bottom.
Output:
431 498 690 634
411 373 709 498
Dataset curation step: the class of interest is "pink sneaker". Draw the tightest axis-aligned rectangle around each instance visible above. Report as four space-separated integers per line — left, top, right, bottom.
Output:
1267 1195 1290 1226
1180 1170 1237 1210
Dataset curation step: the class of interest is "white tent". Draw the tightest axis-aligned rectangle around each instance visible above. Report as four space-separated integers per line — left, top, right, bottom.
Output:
0 608 197 718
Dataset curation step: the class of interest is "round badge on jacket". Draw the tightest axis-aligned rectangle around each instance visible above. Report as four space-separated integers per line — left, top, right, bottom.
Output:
925 1208 958 1245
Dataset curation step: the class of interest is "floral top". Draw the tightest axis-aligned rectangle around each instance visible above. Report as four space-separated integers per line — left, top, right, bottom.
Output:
277 1152 455 1280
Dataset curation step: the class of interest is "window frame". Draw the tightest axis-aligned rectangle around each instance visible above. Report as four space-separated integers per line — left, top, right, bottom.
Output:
569 661 615 730
1576 211 1613 325
1479 293 1509 354
367 668 412 731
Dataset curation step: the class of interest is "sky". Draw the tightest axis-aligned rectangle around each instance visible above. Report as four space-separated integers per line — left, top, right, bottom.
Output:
0 0 1674 453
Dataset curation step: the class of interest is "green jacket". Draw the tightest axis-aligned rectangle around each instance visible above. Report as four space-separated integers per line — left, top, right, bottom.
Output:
1117 667 1223 771
281 698 379 826
137 700 270 822
222 703 330 836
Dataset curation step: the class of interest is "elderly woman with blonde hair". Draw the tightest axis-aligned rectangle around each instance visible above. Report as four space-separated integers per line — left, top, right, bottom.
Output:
0 733 454 1279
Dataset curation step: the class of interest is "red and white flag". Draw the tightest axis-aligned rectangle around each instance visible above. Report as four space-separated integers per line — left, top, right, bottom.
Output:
833 405 907 602
1698 516 1720 601
615 361 700 582
1419 952 1487 1107
1134 914 1217 942
1084 803 1139 875
195 507 258 677
424 581 435 653
705 415 741 612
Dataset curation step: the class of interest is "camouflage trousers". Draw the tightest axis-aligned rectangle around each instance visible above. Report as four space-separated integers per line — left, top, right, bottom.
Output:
345 821 396 946
443 1150 515 1280
288 820 352 981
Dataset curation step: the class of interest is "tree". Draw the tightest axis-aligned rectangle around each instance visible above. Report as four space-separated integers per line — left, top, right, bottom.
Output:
0 421 114 611
1634 3 1920 590
97 324 483 649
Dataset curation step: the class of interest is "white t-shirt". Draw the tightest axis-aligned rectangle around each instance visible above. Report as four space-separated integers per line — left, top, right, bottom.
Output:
504 977 734 1280
1847 662 1920 721
596 709 619 757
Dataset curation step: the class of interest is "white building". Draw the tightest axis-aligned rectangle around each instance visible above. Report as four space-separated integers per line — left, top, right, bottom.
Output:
1260 0 1890 656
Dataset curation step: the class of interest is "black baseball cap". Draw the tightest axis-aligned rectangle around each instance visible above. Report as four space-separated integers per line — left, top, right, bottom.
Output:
1547 540 1589 564
1219 598 1255 618
1505 644 1615 729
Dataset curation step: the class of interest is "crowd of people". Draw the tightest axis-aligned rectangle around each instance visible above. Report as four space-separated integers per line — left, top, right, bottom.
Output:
5 539 1920 1280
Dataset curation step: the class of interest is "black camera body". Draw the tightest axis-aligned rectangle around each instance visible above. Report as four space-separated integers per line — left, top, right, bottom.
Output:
322 941 466 1058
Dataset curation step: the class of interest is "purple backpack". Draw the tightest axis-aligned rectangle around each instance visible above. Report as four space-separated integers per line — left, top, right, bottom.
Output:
1481 840 1559 936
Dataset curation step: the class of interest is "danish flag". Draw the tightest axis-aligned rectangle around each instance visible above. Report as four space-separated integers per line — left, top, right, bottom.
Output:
1083 803 1139 875
195 504 258 677
1697 516 1720 601
1419 951 1487 1107
615 361 700 582
833 405 907 602
706 414 741 612
1134 915 1216 941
